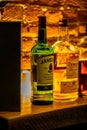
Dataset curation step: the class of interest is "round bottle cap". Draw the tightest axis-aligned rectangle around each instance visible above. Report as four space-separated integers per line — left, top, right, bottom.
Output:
59 19 68 27
38 16 46 27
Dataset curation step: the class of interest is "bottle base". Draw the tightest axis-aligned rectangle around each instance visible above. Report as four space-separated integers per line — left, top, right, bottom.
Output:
54 98 78 103
79 92 87 97
53 93 78 103
32 100 53 105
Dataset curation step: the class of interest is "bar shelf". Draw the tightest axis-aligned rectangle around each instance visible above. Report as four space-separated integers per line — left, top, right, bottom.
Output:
0 97 87 130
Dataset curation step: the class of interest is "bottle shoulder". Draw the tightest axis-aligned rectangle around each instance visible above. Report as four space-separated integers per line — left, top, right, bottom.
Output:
77 36 87 59
78 36 87 48
31 42 54 54
52 40 79 53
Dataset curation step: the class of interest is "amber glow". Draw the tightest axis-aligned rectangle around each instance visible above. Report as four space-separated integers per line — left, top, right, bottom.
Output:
1 0 87 110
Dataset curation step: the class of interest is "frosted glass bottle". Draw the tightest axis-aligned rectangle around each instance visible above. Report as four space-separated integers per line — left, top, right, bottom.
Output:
52 19 79 102
21 69 31 112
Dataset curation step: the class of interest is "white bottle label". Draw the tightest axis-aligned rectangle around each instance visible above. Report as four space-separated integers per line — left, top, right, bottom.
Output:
61 80 78 93
66 57 78 78
54 53 79 94
37 55 53 84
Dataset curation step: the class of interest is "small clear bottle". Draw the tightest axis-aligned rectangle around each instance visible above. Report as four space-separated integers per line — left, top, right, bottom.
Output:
30 16 54 105
52 19 79 102
21 69 31 111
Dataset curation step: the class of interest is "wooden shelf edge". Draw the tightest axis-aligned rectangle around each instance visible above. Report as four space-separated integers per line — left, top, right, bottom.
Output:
0 97 87 130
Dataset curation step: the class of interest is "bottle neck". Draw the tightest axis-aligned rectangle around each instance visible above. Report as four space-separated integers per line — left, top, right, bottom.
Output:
86 24 87 35
38 26 47 44
58 25 69 42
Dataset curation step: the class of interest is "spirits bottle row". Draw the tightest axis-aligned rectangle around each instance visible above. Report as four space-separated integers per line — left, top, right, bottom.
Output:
28 16 87 105
1 2 86 106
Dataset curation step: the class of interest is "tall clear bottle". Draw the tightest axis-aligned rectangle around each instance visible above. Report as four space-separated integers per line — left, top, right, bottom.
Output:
30 16 54 105
52 19 79 102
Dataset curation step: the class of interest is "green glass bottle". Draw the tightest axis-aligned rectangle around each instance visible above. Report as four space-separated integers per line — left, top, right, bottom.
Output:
30 16 54 105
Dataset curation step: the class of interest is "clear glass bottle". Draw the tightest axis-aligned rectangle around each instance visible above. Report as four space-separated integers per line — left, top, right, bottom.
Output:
52 19 79 102
78 27 87 97
21 69 31 110
30 16 54 105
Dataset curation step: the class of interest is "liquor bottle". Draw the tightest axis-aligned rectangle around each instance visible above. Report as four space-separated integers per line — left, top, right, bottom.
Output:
78 24 87 97
30 16 54 105
52 19 79 102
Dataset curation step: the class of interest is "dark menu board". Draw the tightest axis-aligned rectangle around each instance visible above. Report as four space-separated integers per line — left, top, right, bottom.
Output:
0 21 21 111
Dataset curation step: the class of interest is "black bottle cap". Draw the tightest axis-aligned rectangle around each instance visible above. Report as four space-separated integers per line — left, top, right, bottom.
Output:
38 16 46 27
59 19 68 27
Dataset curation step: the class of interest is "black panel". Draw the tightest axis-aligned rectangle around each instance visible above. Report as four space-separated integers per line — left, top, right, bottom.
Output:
0 21 21 111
